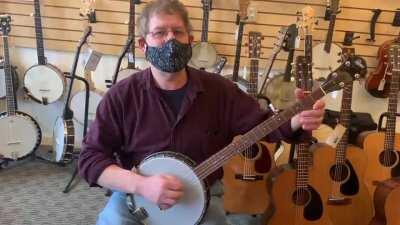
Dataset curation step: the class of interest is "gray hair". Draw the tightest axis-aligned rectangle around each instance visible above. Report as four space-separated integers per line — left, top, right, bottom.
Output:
137 0 193 38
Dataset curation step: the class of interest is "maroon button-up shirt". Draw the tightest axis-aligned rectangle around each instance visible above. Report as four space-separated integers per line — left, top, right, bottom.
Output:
78 67 307 187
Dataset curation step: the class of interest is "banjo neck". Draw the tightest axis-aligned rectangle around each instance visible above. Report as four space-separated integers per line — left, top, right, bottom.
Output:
127 0 139 69
1 23 17 116
200 0 211 42
33 0 46 65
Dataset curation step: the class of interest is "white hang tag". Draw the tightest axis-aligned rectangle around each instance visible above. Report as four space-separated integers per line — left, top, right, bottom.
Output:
325 124 346 148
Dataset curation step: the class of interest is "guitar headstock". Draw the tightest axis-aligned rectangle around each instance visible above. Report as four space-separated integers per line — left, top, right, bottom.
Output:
282 23 298 51
201 0 212 12
330 0 341 14
297 6 316 36
80 0 96 23
238 0 250 21
270 26 289 55
295 56 313 92
0 15 11 36
248 31 263 59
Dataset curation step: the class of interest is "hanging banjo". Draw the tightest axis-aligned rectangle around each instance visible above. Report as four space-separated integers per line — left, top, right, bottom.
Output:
53 26 92 164
0 15 42 160
112 0 141 83
125 56 363 225
23 0 65 105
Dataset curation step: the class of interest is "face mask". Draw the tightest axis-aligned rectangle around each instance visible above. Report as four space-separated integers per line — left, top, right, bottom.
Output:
145 39 192 73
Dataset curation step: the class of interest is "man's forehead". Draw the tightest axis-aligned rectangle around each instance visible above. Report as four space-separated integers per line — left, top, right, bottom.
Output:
148 12 185 28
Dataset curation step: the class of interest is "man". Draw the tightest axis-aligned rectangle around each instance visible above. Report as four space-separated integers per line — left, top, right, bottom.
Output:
78 0 325 224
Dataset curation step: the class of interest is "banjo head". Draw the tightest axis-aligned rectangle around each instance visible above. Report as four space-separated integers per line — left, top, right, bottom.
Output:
52 116 75 163
23 64 65 104
70 90 103 125
0 112 41 160
312 43 342 80
133 152 208 225
190 42 218 69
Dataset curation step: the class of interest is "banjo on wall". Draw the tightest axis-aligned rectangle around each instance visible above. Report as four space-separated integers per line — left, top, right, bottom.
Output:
0 15 42 161
23 0 65 105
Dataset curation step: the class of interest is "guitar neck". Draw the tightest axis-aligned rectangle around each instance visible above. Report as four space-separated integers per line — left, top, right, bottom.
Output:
295 143 311 188
127 0 136 69
2 35 17 115
194 88 326 179
248 59 258 98
201 3 210 42
324 13 337 53
384 50 400 151
232 20 245 82
33 0 46 65
335 82 353 163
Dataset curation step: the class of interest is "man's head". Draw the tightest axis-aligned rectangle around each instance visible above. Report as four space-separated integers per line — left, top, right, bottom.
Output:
137 0 193 46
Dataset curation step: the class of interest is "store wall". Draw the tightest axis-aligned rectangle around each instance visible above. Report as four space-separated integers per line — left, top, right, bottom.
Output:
1 0 400 148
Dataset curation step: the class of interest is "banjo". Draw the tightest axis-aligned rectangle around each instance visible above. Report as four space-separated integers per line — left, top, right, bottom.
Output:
0 57 19 99
126 56 363 225
0 15 42 160
312 0 342 80
190 0 218 70
23 0 65 105
53 26 92 164
112 0 141 83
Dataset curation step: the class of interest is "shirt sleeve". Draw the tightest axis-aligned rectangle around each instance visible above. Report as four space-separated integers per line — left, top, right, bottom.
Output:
227 84 310 143
78 89 124 187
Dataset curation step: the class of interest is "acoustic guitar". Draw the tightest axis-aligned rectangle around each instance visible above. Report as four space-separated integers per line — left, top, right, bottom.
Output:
364 35 400 98
126 53 359 225
370 177 400 225
223 31 276 215
363 42 400 199
312 0 342 81
0 15 42 161
268 7 333 225
190 0 218 70
23 0 65 105
310 47 373 225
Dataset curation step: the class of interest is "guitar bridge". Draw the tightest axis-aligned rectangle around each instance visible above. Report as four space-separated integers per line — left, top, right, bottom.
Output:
327 196 352 205
234 174 263 181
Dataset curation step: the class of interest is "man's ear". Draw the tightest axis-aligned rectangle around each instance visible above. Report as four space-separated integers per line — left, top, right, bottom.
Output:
138 37 146 53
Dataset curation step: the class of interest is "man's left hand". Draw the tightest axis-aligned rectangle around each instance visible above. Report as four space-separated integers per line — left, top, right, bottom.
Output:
291 88 325 131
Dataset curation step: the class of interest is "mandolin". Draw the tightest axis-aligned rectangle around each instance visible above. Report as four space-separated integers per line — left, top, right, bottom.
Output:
23 0 65 105
311 47 374 225
370 177 400 225
363 42 400 199
364 35 400 98
190 0 218 70
223 31 276 215
0 15 42 161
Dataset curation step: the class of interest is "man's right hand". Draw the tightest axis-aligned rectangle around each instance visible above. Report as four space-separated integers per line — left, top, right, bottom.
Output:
136 174 184 210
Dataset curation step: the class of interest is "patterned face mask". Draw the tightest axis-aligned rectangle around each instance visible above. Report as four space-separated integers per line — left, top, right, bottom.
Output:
145 39 192 73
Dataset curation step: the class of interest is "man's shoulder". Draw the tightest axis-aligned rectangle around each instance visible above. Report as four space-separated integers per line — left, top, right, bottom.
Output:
188 67 236 90
106 68 149 98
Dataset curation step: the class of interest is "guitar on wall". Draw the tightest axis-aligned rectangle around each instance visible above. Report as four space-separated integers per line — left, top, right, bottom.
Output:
53 26 92 164
0 15 42 161
190 0 218 70
112 0 141 84
362 42 400 199
125 9 359 225
310 46 374 225
223 0 250 89
312 0 342 81
268 7 334 225
264 23 298 109
223 31 276 215
370 177 400 225
23 0 65 105
364 34 400 98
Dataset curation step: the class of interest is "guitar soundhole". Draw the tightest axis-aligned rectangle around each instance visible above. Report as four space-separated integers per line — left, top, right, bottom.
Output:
240 144 259 160
329 163 349 182
292 188 310 206
379 150 398 167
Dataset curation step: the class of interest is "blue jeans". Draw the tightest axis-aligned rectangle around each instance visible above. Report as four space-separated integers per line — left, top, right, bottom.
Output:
96 180 229 225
